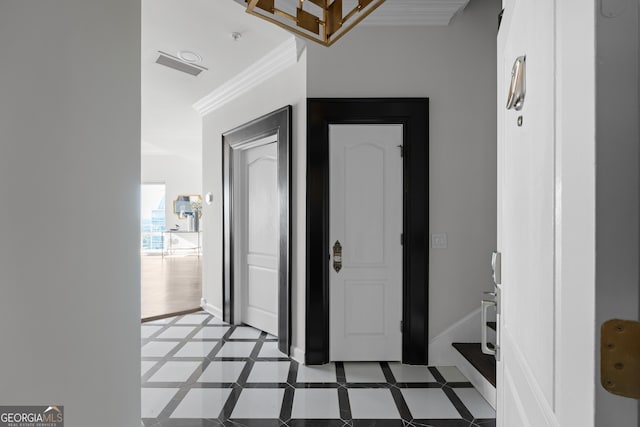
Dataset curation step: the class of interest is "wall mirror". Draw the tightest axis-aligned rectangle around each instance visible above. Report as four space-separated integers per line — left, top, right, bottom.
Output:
173 194 202 218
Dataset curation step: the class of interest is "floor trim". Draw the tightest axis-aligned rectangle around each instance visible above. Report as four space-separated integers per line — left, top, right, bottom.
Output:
202 300 223 319
141 307 201 323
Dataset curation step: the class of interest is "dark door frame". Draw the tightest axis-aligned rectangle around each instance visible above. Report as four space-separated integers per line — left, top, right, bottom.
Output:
305 98 429 365
222 105 292 355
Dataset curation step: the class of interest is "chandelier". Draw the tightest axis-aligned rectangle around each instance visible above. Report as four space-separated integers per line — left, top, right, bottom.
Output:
245 0 386 47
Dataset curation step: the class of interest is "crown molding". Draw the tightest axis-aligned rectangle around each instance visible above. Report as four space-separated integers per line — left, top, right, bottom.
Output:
193 37 299 117
363 0 471 26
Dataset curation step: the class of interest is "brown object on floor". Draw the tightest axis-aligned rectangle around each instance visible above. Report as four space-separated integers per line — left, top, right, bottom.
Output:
141 255 202 320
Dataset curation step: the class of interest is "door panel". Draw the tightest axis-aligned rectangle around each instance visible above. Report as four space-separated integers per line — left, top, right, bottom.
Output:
497 0 557 424
344 280 386 334
344 143 386 266
329 124 403 361
240 142 278 336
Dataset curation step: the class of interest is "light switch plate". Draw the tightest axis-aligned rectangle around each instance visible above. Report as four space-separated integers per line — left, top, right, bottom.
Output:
432 233 448 249
205 192 214 205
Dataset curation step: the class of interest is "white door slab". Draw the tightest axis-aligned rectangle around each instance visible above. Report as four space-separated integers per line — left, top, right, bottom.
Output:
237 140 279 336
497 1 557 424
329 124 403 361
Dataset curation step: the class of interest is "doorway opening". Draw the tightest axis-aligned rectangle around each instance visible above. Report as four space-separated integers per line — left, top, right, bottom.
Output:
141 182 202 321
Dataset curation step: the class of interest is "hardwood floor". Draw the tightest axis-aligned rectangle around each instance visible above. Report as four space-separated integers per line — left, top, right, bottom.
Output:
141 255 202 320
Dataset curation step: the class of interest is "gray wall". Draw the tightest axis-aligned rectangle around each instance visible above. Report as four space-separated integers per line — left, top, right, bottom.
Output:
596 0 640 425
0 1 141 426
307 0 500 339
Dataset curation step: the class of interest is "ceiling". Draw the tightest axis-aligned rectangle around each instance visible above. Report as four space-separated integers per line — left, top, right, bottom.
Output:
142 0 290 161
142 0 470 162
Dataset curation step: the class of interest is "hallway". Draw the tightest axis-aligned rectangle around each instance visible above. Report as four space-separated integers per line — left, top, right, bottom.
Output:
141 311 495 426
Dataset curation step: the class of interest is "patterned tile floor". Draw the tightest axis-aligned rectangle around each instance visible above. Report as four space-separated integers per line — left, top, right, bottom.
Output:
141 311 496 427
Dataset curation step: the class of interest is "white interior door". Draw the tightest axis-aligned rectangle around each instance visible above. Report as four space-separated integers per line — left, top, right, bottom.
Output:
497 1 557 425
329 124 403 361
236 139 279 336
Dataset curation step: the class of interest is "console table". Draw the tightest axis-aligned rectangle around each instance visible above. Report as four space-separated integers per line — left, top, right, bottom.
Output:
162 230 202 257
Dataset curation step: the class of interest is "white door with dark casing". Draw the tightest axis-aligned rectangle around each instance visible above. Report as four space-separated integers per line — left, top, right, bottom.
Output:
236 139 279 336
329 124 403 361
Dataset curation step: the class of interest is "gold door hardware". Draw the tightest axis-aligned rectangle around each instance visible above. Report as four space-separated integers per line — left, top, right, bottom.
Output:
601 319 640 399
333 240 342 273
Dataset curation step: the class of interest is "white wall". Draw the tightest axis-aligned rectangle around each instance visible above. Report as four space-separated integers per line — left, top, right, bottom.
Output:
201 48 307 357
595 1 640 424
0 1 140 426
307 0 500 340
142 153 202 230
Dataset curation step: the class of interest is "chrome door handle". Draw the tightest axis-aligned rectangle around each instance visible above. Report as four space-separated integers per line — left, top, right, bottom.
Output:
506 56 526 111
481 299 497 356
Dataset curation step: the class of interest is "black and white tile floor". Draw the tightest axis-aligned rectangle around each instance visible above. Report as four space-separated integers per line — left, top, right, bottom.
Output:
141 311 495 427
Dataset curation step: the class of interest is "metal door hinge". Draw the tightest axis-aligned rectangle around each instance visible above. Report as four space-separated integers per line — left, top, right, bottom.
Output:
400 320 404 333
601 319 640 399
397 145 404 157
601 0 627 18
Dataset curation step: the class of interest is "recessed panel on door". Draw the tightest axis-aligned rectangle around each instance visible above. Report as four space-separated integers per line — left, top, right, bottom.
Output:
344 280 386 335
329 124 403 361
344 144 386 266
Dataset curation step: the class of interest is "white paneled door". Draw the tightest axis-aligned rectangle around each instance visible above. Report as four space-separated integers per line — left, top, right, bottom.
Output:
237 140 279 336
329 124 403 361
497 0 557 425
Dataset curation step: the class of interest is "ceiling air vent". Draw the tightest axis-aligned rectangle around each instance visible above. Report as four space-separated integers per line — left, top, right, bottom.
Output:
155 51 207 76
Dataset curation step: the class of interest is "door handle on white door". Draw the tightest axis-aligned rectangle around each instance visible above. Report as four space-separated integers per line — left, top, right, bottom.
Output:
506 56 526 111
491 251 501 285
481 299 497 356
333 240 342 273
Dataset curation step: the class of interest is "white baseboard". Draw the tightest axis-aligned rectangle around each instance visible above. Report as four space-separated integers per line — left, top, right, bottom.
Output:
429 308 481 365
291 346 305 365
201 299 223 319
